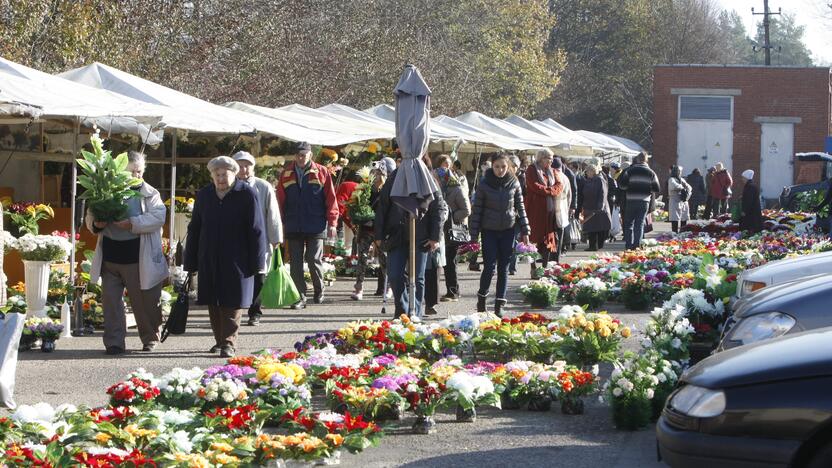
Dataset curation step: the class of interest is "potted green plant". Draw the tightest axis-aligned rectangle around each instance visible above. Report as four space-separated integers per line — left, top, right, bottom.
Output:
76 134 142 222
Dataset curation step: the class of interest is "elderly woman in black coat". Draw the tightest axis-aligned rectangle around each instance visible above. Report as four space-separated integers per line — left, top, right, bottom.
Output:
185 156 267 358
580 164 612 251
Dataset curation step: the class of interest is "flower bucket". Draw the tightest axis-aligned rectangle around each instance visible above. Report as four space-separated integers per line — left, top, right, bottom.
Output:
374 405 404 421
18 333 37 352
500 391 523 410
314 450 342 466
612 397 651 430
40 339 56 353
455 405 476 422
23 260 51 317
560 397 585 415
412 415 437 434
527 396 552 412
651 386 674 422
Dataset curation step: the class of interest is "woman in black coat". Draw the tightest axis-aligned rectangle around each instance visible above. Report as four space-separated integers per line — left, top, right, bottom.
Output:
685 168 707 219
739 169 763 234
185 156 267 358
580 165 612 251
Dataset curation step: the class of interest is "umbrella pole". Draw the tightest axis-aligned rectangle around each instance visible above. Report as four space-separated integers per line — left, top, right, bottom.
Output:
168 132 177 266
70 118 84 337
408 213 416 318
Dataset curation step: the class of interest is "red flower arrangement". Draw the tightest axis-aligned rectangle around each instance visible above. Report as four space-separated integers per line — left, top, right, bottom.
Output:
204 404 258 431
106 378 160 406
74 449 156 467
90 406 135 424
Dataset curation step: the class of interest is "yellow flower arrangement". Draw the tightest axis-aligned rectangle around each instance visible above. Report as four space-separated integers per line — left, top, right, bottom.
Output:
256 361 306 384
172 453 211 468
366 142 381 154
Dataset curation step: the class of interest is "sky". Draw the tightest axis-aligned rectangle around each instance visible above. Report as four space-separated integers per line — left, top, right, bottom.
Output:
714 0 832 65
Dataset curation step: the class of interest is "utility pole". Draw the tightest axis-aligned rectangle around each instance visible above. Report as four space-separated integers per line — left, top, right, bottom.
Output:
752 0 781 65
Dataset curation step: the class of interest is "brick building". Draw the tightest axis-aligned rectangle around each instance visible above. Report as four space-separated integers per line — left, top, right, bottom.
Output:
652 64 832 203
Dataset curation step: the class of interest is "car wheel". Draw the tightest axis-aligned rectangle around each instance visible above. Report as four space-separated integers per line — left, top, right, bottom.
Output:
806 442 832 468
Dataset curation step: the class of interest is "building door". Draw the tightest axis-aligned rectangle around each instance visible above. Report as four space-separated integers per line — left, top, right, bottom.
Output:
676 96 733 176
759 123 794 201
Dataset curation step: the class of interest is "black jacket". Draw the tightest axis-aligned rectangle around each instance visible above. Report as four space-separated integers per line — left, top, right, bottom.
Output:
685 172 707 205
740 181 763 233
374 170 446 249
562 165 578 213
618 163 660 203
469 169 530 237
185 180 267 308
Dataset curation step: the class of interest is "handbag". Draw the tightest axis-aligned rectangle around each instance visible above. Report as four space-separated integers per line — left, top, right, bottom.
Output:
161 273 191 342
447 222 471 243
260 248 301 309
568 222 582 243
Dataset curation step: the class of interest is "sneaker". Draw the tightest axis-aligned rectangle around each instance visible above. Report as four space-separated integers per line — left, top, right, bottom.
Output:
440 293 458 303
291 298 307 310
220 345 235 358
105 346 125 355
209 344 221 353
350 290 363 301
425 306 438 316
141 342 157 352
247 315 261 326
313 293 325 304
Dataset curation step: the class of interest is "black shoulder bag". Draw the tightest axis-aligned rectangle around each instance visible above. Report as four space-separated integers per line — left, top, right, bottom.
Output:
161 273 192 342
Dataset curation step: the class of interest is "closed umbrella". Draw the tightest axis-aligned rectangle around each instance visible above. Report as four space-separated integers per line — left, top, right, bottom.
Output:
391 65 438 317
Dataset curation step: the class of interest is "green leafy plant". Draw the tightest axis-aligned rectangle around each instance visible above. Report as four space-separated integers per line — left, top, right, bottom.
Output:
76 135 141 222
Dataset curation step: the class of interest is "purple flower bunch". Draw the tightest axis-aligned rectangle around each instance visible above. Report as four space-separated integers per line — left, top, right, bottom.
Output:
27 320 64 340
457 241 481 255
371 373 417 392
202 364 257 385
294 332 344 352
370 354 398 367
515 242 538 254
463 361 502 376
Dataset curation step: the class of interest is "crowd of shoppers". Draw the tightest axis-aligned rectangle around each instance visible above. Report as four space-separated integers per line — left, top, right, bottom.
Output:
88 141 764 356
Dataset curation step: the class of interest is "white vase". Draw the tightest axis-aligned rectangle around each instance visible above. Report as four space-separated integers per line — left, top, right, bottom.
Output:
23 260 51 318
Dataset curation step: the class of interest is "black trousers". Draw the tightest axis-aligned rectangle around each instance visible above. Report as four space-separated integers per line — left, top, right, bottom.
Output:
248 272 265 318
703 196 713 219
425 266 439 308
688 202 701 220
671 221 687 233
587 231 607 250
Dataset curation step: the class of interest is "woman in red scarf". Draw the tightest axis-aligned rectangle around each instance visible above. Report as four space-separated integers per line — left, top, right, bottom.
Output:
524 149 563 273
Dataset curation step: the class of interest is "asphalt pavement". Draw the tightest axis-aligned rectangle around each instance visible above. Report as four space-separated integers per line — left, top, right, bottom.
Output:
9 225 671 468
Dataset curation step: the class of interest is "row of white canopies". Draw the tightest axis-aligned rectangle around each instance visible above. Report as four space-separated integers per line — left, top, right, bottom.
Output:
0 57 643 157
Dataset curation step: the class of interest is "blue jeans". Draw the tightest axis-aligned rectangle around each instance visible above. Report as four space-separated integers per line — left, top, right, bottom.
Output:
508 224 521 273
478 228 515 300
623 200 650 249
387 246 428 317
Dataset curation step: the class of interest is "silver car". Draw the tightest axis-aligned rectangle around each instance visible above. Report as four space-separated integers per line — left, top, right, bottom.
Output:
720 273 832 351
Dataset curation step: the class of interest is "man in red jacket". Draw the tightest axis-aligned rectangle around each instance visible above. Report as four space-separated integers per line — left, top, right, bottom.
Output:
708 162 733 217
277 142 338 309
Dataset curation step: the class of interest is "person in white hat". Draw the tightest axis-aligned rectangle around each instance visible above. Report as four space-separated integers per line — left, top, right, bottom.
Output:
232 151 284 326
739 169 762 233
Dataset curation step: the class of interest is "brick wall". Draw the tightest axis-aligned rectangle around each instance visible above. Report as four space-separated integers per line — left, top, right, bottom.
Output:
652 65 832 194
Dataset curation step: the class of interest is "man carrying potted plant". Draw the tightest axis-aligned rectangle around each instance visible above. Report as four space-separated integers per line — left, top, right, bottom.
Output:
276 142 338 309
232 151 283 326
85 150 168 355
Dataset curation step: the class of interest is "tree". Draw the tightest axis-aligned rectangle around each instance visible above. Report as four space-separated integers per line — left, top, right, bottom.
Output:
0 0 563 119
750 12 814 66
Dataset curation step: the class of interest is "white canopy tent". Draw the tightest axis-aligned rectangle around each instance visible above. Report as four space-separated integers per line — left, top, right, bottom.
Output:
226 102 382 146
504 115 595 156
456 111 563 149
601 133 645 154
575 130 639 155
0 58 165 143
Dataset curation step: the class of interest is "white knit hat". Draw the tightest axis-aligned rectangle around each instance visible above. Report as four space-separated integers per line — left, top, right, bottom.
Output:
742 169 754 180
